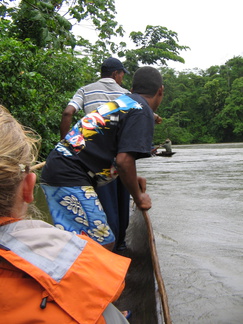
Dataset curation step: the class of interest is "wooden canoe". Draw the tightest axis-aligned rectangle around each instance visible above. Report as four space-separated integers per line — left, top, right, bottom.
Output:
114 207 170 324
155 151 176 157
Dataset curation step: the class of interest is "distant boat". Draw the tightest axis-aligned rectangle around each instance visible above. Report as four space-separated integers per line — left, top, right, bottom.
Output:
151 147 176 157
155 151 176 157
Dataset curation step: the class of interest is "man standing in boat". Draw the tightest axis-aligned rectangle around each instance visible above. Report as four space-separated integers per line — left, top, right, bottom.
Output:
41 66 164 251
162 138 172 153
60 57 131 252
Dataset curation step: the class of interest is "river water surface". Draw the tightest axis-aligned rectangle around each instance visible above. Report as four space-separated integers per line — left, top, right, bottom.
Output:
137 143 243 324
35 143 243 324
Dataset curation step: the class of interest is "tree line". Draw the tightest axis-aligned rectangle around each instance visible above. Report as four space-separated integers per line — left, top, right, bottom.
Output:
154 57 243 145
0 0 242 160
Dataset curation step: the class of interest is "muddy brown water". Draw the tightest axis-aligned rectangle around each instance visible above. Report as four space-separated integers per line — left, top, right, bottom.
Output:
35 143 243 324
137 143 243 324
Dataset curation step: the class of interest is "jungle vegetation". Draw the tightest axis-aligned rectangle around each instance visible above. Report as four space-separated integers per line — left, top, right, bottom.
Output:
1 0 242 159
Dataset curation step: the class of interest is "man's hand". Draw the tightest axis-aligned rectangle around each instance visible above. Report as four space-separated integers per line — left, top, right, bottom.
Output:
134 192 152 211
154 113 162 124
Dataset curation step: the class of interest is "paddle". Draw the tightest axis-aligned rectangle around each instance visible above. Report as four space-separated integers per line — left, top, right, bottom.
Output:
142 210 172 324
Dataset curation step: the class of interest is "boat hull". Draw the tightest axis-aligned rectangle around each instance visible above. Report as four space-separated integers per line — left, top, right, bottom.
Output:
155 151 176 157
114 207 163 324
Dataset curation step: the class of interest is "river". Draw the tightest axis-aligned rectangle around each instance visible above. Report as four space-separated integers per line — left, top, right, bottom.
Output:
136 143 243 324
35 143 243 324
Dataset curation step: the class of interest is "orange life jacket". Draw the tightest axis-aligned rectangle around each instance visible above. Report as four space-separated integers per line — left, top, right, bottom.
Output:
0 217 131 324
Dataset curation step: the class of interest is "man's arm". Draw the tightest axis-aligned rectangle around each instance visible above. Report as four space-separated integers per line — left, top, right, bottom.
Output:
60 105 76 140
116 152 151 210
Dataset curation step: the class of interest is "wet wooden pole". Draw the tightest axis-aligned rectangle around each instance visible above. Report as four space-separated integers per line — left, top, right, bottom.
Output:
30 161 46 171
142 210 172 324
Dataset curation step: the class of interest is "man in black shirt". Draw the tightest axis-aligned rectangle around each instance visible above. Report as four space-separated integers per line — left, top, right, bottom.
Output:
41 66 164 251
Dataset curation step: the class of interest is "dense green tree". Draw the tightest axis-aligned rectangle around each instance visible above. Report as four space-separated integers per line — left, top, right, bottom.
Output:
1 0 124 52
214 77 243 141
154 57 243 145
219 56 243 89
0 19 95 157
121 25 189 81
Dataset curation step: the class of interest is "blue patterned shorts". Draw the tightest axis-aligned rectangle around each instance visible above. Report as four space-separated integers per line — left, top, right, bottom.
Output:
41 185 115 245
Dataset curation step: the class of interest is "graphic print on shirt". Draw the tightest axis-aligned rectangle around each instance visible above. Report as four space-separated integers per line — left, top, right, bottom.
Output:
61 95 142 154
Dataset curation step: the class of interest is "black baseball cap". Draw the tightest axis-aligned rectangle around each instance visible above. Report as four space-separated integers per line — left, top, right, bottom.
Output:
101 57 129 74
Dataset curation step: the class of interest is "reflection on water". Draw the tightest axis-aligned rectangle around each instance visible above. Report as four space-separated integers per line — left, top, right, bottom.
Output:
137 143 243 324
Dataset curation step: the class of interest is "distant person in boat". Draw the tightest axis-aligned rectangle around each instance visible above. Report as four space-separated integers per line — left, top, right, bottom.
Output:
0 105 131 323
41 66 164 251
162 138 172 153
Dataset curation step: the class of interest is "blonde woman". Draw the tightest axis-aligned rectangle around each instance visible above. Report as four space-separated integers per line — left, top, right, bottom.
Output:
0 105 130 323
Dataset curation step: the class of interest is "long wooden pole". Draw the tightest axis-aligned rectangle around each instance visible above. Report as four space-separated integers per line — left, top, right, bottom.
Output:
142 210 172 324
30 161 46 171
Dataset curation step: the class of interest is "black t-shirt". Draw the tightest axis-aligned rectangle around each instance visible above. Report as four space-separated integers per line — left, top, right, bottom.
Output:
41 94 154 187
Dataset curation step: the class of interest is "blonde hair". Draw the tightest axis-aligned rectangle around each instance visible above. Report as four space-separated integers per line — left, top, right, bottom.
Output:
0 105 41 217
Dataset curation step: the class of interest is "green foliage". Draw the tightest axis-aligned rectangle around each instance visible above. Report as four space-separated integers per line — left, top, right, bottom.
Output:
120 25 189 78
4 0 75 49
156 56 243 144
214 77 243 141
2 0 123 51
153 115 193 145
0 24 97 158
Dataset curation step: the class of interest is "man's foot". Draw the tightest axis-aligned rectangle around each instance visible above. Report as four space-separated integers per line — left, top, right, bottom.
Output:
121 310 132 319
116 241 127 251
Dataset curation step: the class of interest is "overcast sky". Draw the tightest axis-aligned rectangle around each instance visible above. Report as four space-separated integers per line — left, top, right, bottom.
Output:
114 0 243 71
